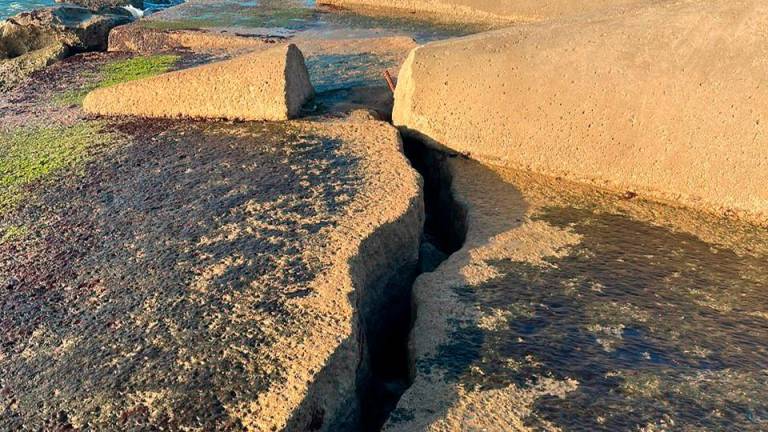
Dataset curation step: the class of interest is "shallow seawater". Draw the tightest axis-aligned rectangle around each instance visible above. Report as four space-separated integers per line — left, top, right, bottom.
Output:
148 0 479 42
0 0 55 19
435 204 768 430
0 0 181 19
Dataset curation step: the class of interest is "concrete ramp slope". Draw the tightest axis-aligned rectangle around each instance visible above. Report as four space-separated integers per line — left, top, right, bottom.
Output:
319 0 665 24
393 0 768 224
83 44 314 121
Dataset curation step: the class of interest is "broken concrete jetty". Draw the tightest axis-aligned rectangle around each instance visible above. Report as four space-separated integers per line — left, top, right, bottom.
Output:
83 43 314 121
393 0 768 223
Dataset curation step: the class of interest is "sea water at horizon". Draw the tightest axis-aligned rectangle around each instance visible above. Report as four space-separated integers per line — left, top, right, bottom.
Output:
0 0 183 20
1 0 56 19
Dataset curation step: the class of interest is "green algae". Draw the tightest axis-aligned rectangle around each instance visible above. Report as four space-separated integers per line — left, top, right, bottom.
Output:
0 225 29 244
139 18 218 30
54 54 179 106
0 123 115 213
140 6 316 31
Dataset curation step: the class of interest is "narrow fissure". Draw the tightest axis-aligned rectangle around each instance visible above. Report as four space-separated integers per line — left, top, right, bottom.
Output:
355 136 468 431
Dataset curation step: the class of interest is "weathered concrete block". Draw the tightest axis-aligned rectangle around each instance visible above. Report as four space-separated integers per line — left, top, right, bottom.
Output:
107 24 267 54
83 43 314 121
393 0 768 223
319 0 660 24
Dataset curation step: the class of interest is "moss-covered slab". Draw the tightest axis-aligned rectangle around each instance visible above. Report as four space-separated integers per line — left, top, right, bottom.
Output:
0 115 423 431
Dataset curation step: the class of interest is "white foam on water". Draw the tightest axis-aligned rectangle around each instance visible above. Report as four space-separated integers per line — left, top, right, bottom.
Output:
122 4 144 18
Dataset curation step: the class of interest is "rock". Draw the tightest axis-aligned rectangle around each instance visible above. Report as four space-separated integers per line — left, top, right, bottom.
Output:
393 0 768 224
55 0 144 13
318 0 661 24
83 43 315 121
1 6 132 56
418 241 446 273
0 42 69 90
0 5 132 90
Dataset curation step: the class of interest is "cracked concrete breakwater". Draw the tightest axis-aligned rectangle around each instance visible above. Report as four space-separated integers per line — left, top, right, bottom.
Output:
393 0 768 224
385 141 768 431
5 0 768 430
0 115 424 431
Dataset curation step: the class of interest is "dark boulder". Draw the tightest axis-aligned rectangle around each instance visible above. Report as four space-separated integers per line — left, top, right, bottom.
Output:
0 5 131 90
54 0 144 13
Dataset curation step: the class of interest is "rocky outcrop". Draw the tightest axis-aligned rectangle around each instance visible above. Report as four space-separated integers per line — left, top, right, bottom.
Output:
393 0 768 224
83 44 314 121
55 0 144 13
0 5 131 90
319 0 662 24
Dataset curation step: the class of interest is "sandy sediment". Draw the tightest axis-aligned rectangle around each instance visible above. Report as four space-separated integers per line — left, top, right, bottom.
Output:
82 43 314 121
319 0 665 24
394 0 768 224
0 115 423 431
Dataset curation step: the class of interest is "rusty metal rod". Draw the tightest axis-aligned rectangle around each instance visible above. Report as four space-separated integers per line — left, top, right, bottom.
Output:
383 70 396 93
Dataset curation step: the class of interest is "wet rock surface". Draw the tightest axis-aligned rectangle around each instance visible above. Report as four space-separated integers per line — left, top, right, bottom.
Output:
0 5 132 89
387 144 768 431
55 0 144 13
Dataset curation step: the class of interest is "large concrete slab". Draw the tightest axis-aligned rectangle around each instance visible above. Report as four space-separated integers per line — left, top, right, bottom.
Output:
386 148 768 431
83 43 314 121
0 115 423 431
319 0 663 24
394 0 768 224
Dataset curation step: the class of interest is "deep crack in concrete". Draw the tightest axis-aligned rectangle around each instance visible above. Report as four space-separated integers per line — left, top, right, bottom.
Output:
355 137 469 431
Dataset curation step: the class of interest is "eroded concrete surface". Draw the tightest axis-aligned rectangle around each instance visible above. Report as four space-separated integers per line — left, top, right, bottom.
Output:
0 114 423 430
388 146 768 431
3 0 768 430
1 3 443 428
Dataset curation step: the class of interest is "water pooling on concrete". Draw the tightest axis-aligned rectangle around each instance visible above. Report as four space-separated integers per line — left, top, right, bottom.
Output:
388 144 768 431
136 0 480 117
485 208 768 430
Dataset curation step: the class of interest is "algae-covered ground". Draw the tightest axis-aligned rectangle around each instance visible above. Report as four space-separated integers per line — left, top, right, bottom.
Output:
388 155 768 431
0 115 419 430
0 123 114 212
144 0 482 42
54 54 180 106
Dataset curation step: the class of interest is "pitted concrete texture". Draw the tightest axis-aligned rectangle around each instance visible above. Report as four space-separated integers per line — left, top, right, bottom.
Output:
319 0 663 24
83 43 314 121
0 115 423 431
394 0 768 224
384 153 768 431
